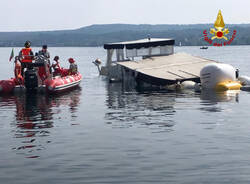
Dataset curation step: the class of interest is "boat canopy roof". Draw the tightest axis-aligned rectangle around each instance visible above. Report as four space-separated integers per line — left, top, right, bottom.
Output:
104 38 175 50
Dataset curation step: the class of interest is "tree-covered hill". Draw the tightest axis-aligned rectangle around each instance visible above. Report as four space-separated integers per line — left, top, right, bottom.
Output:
0 24 249 47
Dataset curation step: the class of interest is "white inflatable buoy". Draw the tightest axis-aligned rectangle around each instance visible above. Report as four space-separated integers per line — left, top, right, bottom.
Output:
165 81 200 91
179 81 201 91
238 75 250 91
200 63 236 89
181 81 196 89
200 63 241 91
238 75 250 86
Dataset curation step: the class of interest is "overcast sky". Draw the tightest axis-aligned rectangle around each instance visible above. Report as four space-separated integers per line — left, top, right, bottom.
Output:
0 0 250 32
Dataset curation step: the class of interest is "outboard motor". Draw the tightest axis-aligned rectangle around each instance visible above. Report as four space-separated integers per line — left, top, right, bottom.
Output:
24 64 38 91
24 60 44 91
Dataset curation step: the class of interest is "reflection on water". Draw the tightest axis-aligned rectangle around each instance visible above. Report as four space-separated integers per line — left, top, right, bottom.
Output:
199 90 240 113
0 89 81 158
201 90 240 103
15 93 53 122
105 82 241 131
106 83 178 131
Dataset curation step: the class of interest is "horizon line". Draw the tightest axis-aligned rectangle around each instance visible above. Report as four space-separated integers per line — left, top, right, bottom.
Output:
1 22 250 33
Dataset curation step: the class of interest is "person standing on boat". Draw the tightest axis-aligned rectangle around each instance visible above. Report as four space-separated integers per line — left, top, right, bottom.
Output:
38 45 50 61
37 45 51 81
68 58 78 75
14 56 23 85
19 41 34 76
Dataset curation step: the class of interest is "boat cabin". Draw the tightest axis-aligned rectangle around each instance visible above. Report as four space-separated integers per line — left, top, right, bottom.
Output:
101 38 175 80
103 38 175 64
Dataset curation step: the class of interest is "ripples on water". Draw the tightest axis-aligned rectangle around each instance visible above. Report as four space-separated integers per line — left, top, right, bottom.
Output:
106 83 179 131
1 46 250 183
0 89 81 159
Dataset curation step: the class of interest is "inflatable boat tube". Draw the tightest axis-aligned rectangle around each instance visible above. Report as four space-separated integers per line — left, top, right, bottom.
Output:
0 78 16 94
45 73 82 93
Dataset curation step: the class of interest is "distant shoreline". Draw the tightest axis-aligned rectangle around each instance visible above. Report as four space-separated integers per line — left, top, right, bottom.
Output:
0 44 250 48
0 23 249 46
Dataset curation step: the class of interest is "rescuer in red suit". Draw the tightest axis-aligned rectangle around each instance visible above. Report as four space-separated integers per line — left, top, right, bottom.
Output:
18 41 34 76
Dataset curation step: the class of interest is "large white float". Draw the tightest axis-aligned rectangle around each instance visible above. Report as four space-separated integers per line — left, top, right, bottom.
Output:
200 63 241 91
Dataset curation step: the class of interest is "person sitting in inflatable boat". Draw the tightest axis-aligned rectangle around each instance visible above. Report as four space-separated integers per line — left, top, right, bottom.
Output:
68 58 78 75
52 56 62 76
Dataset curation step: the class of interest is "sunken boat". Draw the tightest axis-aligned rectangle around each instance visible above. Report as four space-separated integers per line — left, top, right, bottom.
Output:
94 38 216 89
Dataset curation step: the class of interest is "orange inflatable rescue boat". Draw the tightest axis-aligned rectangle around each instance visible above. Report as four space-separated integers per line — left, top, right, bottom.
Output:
0 55 82 94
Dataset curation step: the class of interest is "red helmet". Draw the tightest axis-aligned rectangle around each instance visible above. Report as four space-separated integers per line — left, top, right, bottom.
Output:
68 58 75 63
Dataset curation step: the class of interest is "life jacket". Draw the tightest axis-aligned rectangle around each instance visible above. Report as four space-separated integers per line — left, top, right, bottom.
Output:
21 48 32 63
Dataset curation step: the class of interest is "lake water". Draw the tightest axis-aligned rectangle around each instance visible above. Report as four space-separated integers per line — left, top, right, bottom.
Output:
1 46 250 184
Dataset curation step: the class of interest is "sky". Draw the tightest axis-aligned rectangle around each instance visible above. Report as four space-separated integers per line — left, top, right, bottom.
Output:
1 0 250 32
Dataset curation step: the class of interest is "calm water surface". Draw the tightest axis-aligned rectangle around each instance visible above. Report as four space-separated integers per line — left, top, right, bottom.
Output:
0 46 250 183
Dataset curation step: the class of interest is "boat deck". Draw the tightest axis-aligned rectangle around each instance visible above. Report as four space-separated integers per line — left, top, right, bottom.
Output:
117 53 217 85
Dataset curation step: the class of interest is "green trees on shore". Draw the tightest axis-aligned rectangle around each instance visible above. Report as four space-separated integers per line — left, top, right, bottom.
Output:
0 24 248 47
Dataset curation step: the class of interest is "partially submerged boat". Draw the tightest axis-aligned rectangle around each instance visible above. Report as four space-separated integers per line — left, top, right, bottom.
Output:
94 38 243 92
0 57 82 94
95 38 215 89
